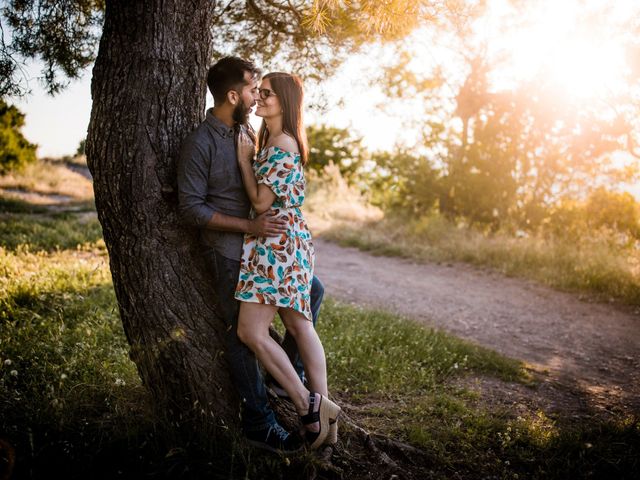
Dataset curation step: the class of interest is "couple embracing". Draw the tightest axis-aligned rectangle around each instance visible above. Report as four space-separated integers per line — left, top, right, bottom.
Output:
177 56 340 453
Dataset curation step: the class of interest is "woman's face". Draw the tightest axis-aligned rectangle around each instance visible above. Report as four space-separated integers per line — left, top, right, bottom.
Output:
254 79 282 119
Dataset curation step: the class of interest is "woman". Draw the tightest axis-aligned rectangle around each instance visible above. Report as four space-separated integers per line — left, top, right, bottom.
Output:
234 72 340 449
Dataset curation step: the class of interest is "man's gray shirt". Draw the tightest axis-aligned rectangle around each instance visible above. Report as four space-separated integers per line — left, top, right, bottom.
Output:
177 109 251 260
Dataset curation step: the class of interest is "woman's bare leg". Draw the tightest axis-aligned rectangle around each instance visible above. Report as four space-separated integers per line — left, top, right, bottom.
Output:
278 307 328 397
237 302 314 425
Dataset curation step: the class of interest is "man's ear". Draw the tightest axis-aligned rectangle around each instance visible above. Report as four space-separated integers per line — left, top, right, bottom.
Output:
227 90 239 105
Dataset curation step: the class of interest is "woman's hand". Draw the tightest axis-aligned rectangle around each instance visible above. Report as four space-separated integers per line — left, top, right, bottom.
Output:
236 128 256 164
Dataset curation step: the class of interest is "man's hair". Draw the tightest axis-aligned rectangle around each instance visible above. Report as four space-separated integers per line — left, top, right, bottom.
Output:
207 56 261 105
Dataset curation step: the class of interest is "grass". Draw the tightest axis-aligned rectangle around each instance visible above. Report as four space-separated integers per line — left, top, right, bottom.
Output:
318 300 524 395
317 301 639 479
0 212 103 252
1 161 638 478
317 213 640 307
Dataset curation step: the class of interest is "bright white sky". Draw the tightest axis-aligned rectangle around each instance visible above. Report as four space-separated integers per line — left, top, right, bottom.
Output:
12 61 92 158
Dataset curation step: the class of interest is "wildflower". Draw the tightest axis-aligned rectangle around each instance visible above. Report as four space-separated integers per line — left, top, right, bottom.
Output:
61 373 67 380
3 359 11 366
9 370 17 377
114 378 126 386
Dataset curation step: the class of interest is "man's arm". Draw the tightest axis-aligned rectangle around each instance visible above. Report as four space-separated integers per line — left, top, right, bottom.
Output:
177 135 218 227
205 210 287 237
177 135 286 236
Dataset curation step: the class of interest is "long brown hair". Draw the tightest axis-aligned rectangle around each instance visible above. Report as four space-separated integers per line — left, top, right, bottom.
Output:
257 72 308 165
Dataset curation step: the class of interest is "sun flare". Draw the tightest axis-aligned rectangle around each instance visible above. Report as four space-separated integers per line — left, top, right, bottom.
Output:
498 0 632 100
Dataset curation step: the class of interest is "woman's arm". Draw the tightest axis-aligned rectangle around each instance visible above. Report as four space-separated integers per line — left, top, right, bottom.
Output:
236 130 276 214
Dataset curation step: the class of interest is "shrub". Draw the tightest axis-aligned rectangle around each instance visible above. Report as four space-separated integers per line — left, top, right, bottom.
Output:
585 188 640 239
0 99 37 174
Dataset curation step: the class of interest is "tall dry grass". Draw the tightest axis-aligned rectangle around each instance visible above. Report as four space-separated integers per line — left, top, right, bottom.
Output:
306 167 640 306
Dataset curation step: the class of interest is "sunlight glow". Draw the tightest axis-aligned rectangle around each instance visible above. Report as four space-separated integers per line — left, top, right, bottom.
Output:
491 0 632 100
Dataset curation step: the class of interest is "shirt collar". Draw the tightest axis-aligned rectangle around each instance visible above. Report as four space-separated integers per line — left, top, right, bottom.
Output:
205 109 235 139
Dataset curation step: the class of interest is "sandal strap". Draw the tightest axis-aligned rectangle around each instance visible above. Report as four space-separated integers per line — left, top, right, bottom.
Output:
300 411 319 425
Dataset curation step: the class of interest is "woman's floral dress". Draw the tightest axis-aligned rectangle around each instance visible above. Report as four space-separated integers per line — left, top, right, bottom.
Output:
234 145 314 321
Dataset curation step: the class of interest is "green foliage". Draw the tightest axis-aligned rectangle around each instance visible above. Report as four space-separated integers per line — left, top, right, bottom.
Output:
544 189 640 245
0 99 37 174
2 0 449 97
306 124 365 181
585 188 640 238
375 27 638 233
1 0 104 96
369 149 440 213
76 138 86 156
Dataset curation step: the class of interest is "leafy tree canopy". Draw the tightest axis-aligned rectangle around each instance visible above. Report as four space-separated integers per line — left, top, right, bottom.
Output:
306 124 365 180
0 0 472 97
0 98 37 174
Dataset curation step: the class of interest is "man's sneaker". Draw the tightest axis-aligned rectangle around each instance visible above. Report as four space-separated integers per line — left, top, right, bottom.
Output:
245 423 303 454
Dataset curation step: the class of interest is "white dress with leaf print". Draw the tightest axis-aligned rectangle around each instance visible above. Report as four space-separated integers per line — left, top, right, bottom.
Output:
234 145 314 321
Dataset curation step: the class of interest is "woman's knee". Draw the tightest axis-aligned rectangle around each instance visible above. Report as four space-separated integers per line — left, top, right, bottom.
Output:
237 304 275 348
236 319 254 347
282 313 313 338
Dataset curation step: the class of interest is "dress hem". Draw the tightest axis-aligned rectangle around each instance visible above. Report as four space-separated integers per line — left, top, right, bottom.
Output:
234 294 313 322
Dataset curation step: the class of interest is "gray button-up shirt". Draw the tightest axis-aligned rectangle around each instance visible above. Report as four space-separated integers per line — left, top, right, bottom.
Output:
177 109 251 260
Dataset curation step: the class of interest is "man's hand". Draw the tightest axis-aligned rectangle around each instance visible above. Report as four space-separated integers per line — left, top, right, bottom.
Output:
250 210 288 236
236 128 256 164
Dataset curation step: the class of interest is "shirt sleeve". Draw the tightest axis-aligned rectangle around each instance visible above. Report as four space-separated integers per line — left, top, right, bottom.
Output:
177 134 218 227
256 148 305 207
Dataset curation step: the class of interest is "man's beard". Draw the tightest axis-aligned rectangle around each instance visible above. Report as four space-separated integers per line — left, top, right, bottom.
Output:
232 101 250 125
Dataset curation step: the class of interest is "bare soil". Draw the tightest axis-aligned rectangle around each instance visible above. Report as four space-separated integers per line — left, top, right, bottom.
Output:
313 237 640 417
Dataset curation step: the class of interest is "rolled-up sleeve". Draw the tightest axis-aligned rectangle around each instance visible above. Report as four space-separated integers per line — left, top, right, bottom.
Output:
177 135 217 227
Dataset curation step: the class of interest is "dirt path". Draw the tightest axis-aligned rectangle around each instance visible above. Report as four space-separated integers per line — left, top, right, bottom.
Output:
313 238 640 415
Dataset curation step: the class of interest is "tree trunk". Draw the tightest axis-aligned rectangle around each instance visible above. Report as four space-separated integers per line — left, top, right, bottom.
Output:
86 0 236 424
84 3 431 477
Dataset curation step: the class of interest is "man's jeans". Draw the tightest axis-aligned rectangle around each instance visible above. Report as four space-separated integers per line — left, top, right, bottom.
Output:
202 246 324 432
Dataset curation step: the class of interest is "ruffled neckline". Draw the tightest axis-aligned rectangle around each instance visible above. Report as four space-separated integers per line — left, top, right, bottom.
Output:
259 145 301 157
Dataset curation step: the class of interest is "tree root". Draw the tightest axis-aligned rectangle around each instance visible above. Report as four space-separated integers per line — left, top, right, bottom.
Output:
269 391 431 480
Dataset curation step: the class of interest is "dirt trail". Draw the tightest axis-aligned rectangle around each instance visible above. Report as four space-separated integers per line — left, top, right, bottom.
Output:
313 238 640 415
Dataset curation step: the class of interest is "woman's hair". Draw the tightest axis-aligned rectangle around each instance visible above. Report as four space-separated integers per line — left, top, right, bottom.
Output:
257 72 308 165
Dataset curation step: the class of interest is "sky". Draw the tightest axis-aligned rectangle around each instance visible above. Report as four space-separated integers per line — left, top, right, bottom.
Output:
12 55 403 159
12 62 92 158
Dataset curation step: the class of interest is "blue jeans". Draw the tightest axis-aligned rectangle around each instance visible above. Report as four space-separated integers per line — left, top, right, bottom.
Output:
202 246 324 432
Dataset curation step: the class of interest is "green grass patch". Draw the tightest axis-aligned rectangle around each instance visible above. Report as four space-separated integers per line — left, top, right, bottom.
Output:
379 395 639 479
0 212 103 252
315 300 639 478
317 300 526 396
0 247 137 419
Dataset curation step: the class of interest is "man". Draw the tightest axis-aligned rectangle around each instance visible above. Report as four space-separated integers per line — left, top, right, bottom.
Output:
177 56 324 453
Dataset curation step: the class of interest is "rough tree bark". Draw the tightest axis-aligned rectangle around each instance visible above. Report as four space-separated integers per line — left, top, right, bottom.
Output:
86 0 237 423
